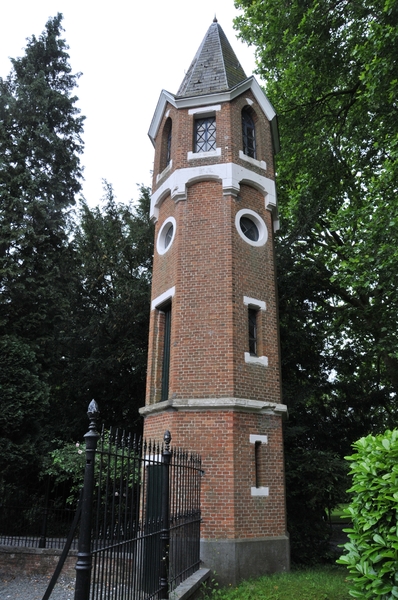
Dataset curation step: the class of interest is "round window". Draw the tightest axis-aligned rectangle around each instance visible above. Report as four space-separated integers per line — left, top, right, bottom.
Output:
164 223 174 248
157 217 176 255
235 209 267 247
240 216 259 242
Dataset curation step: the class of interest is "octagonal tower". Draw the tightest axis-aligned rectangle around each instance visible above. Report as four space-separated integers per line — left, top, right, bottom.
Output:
140 19 289 584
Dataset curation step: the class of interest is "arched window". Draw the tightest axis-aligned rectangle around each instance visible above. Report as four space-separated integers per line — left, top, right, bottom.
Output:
242 107 256 159
160 117 172 172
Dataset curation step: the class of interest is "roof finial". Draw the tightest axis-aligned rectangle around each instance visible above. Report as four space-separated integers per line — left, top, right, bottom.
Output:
213 15 218 23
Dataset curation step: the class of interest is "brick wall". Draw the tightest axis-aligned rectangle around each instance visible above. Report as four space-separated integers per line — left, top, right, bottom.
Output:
146 179 281 404
0 546 77 578
152 90 275 190
144 84 286 545
143 410 286 540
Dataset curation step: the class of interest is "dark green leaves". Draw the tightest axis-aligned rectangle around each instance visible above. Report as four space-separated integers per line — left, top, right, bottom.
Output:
338 431 398 598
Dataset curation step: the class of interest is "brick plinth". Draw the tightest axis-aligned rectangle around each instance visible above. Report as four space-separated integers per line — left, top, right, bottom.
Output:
141 401 287 540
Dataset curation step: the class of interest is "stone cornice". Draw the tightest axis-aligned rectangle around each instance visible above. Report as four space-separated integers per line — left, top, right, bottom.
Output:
139 397 288 419
150 162 279 231
148 77 279 153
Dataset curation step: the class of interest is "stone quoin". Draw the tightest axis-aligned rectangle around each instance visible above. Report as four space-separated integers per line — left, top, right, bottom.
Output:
139 18 290 585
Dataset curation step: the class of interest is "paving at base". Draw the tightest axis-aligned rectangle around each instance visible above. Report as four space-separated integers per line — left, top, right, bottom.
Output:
0 574 75 600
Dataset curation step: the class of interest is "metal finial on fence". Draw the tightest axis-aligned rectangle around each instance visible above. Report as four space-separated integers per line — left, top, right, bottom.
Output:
164 430 171 452
87 399 99 424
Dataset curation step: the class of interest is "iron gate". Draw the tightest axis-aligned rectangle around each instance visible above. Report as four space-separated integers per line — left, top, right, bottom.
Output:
74 401 202 600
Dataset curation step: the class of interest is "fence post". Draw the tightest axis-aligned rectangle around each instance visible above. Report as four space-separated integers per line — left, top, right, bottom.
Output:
74 400 100 600
159 430 172 599
39 476 51 548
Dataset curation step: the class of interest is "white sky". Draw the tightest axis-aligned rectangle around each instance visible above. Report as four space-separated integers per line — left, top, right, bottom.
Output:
0 0 259 207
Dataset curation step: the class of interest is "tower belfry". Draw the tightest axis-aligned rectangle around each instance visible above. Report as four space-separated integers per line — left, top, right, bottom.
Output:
140 20 289 583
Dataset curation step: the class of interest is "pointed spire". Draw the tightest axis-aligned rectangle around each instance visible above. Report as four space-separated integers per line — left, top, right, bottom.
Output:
177 21 247 98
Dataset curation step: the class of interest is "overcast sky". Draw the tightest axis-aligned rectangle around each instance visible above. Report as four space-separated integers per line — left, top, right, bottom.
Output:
0 0 260 207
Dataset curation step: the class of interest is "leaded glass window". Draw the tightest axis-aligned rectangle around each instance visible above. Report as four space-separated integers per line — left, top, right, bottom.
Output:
242 108 256 159
195 116 216 153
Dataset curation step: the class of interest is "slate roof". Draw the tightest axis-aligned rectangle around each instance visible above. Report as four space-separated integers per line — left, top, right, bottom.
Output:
176 18 248 98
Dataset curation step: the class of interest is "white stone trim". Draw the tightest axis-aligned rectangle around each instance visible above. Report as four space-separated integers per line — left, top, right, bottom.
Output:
148 77 278 147
236 209 268 247
139 397 288 417
239 150 266 171
156 217 176 255
251 486 269 497
244 353 268 367
187 148 221 161
150 162 278 231
243 296 266 311
156 159 173 184
188 104 221 115
250 434 268 444
151 286 175 311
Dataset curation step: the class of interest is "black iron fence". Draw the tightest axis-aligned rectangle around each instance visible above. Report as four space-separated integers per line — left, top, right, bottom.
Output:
0 401 202 600
74 401 202 600
0 480 79 550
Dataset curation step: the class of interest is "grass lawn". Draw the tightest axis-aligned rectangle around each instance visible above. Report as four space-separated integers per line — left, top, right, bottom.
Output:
202 566 351 599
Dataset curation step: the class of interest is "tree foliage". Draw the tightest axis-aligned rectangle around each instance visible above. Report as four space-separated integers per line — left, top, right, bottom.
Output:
67 183 153 433
0 14 84 487
234 0 398 561
235 0 398 390
0 16 153 491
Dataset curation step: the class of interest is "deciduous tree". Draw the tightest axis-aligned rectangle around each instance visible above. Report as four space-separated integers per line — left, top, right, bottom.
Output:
235 0 398 561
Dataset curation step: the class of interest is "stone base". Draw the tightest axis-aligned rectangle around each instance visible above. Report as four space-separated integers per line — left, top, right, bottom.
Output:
200 535 290 586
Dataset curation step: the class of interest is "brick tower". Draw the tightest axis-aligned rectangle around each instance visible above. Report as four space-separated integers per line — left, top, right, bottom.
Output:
140 19 289 584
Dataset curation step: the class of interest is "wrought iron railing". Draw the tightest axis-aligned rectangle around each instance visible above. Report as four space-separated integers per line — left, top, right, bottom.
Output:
0 481 79 550
74 401 202 600
1 401 203 600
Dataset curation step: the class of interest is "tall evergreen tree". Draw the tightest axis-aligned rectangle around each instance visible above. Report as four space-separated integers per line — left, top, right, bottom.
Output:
66 183 153 435
0 14 84 486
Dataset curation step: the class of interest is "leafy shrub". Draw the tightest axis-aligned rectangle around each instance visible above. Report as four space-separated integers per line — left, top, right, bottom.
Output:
42 429 140 504
42 439 87 503
338 429 398 598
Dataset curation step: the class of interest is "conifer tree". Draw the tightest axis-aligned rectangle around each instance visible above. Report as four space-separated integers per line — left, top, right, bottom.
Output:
68 184 153 434
0 14 84 486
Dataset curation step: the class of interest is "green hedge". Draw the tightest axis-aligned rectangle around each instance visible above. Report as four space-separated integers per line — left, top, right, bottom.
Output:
338 430 398 598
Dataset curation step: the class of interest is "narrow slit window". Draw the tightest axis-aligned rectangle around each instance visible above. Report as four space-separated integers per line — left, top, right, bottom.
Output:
195 116 216 152
255 441 261 488
161 304 172 401
248 308 258 356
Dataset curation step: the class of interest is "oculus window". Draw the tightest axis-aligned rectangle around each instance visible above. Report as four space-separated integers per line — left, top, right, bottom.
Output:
157 217 176 255
235 209 268 247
